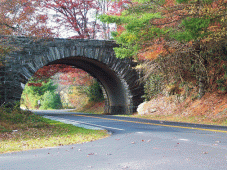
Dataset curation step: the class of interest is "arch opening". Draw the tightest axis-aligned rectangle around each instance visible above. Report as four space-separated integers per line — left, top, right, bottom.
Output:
20 64 106 112
48 56 132 114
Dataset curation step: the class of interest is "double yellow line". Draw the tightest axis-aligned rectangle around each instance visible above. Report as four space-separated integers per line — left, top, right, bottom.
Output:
75 114 227 133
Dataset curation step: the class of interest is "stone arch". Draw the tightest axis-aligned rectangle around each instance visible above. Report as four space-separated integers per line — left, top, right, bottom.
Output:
0 37 144 114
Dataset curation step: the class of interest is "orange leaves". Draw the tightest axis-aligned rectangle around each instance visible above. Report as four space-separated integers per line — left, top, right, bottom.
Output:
138 38 172 61
163 0 175 7
138 45 164 60
43 0 99 39
208 22 222 32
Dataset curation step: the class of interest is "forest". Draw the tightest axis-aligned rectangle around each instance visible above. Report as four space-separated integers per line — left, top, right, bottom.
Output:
0 0 227 124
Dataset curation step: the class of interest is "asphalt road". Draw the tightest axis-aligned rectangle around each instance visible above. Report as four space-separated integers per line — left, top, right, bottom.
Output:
1 110 227 170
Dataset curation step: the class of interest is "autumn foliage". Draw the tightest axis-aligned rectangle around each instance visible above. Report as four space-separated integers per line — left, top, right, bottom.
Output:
101 0 227 99
0 0 54 37
43 0 129 39
32 64 93 86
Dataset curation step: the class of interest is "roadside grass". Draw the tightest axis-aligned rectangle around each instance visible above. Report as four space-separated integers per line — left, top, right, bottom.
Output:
71 101 105 114
115 113 227 126
0 107 109 154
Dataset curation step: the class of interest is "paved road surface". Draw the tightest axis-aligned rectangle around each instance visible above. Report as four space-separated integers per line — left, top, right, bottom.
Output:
1 110 227 170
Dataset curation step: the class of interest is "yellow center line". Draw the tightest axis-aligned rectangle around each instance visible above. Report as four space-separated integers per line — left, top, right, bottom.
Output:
75 114 227 133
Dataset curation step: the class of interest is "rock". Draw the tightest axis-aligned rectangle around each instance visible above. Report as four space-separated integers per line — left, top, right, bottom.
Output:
137 101 157 115
149 108 157 113
137 102 148 115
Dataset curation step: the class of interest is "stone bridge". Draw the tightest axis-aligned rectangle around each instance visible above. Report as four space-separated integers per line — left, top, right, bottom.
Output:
0 37 144 114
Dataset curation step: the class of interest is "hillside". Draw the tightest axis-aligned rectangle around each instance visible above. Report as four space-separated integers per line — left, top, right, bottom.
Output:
136 92 227 126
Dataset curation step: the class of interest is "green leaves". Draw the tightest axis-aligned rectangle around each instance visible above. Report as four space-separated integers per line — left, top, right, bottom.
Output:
170 17 211 42
98 15 122 24
114 46 137 59
83 81 104 102
125 13 162 33
100 12 163 58
21 79 62 109
176 0 189 3
40 91 62 110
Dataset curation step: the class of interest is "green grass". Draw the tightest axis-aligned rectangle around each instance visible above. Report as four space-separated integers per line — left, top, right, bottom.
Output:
0 107 109 153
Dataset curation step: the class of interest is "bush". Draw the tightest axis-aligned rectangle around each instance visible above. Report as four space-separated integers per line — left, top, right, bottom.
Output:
40 91 62 110
21 79 62 110
143 74 164 100
84 81 104 102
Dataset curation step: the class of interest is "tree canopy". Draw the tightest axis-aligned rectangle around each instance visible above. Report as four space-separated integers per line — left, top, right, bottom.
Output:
0 0 54 37
100 0 227 98
100 0 226 59
0 0 55 56
43 0 128 39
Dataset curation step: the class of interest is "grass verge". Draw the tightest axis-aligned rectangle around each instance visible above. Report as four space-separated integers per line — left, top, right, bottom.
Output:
115 113 227 126
71 101 105 114
0 107 109 154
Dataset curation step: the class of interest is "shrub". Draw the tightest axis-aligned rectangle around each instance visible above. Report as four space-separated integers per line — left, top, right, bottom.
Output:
84 81 104 102
40 91 62 110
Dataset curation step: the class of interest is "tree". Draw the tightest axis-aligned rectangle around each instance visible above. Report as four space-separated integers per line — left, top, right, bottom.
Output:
100 0 227 98
0 0 55 57
43 0 128 39
40 91 62 110
33 64 93 86
0 0 54 37
83 80 104 102
21 79 61 109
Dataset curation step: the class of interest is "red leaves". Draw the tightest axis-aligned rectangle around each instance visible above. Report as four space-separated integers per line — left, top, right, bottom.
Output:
34 64 71 80
33 64 93 86
36 15 48 23
0 0 54 38
107 0 130 16
42 0 127 39
27 83 42 87
43 0 99 39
